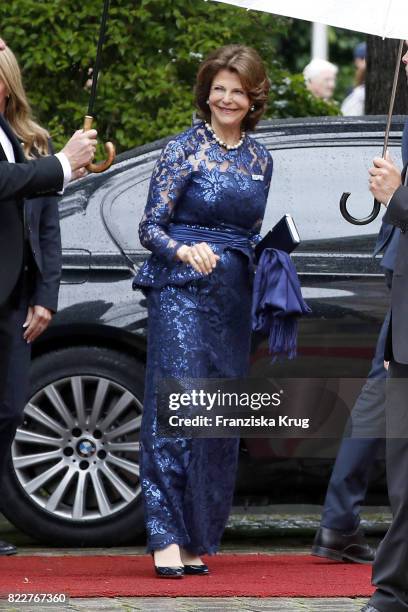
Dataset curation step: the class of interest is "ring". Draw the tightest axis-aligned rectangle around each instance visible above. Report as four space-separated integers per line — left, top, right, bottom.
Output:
194 255 201 262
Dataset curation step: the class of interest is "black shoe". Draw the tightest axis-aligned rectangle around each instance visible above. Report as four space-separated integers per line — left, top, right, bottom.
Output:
151 552 184 578
0 540 17 556
184 564 209 575
311 526 375 564
360 605 380 612
154 565 184 578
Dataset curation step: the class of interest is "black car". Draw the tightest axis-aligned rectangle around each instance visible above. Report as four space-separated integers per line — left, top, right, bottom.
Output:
1 115 402 546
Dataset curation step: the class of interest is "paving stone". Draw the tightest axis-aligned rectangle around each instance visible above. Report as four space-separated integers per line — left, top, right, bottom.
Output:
0 595 371 611
110 598 184 611
0 606 72 612
68 599 127 610
63 598 370 612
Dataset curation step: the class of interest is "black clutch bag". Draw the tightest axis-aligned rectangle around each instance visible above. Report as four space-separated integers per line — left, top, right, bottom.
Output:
255 214 300 262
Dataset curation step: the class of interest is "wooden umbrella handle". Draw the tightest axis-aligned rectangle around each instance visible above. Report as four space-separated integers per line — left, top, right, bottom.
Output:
83 115 115 173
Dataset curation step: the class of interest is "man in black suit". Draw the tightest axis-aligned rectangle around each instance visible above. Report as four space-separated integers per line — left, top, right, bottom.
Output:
0 52 97 554
0 188 62 557
311 120 408 566
362 41 408 612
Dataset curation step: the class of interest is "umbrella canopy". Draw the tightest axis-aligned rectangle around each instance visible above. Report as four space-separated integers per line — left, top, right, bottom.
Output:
211 0 407 40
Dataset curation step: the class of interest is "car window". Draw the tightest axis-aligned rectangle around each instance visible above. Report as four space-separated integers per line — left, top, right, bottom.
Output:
59 187 115 254
103 141 402 261
264 144 402 252
101 161 156 262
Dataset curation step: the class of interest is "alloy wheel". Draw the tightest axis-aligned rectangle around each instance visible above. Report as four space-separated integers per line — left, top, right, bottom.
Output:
12 375 142 521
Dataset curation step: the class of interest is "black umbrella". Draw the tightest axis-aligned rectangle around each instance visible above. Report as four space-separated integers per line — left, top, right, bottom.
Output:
83 0 115 173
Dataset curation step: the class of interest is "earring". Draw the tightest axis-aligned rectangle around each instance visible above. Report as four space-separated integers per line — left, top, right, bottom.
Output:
206 99 210 105
250 105 255 111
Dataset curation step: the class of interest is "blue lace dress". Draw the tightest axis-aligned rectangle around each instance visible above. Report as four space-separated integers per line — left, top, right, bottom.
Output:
133 121 273 554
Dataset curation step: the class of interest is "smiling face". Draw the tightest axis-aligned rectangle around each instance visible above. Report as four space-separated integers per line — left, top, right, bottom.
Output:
208 69 251 134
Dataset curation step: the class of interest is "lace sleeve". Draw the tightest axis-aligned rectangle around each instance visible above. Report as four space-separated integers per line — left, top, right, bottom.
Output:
250 151 273 248
138 138 192 261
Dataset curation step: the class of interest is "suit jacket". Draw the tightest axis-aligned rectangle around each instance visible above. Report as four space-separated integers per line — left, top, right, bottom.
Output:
25 190 62 313
0 113 64 306
372 120 408 274
403 116 408 168
383 163 408 363
374 219 399 272
24 140 62 312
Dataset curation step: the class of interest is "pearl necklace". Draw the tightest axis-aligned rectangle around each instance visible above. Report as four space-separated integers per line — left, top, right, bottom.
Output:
205 122 245 151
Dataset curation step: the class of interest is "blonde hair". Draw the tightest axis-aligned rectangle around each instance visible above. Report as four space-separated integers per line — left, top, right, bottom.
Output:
0 46 49 158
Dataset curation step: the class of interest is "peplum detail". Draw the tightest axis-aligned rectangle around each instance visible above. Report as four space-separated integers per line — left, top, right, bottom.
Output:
133 222 257 290
133 254 205 290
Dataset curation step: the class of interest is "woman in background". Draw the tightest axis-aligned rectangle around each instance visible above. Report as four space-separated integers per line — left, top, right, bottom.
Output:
341 42 366 116
133 45 273 577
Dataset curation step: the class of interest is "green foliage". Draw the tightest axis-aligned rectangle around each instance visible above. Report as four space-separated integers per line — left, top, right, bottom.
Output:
268 69 339 118
0 0 339 153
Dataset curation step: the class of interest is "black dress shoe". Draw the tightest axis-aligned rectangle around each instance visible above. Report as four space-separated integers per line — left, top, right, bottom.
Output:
154 565 184 578
0 540 17 556
311 526 375 564
151 552 184 578
184 563 209 575
360 605 380 612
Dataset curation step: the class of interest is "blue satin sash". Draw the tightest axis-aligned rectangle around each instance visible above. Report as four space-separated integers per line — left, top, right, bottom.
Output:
168 224 311 361
168 223 252 250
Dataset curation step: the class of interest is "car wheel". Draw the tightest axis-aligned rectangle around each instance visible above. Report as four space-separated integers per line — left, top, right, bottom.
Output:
1 346 145 546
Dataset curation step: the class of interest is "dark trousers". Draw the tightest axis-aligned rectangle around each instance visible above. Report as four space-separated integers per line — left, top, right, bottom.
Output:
320 311 389 532
370 360 408 612
0 297 30 490
0 304 13 399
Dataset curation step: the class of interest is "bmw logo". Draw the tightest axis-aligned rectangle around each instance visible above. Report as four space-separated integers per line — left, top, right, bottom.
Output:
77 439 96 458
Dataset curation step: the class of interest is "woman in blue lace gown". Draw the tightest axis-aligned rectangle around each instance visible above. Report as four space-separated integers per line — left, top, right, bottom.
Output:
133 45 273 576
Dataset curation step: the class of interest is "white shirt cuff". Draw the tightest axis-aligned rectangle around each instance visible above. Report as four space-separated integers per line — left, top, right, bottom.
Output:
55 152 72 191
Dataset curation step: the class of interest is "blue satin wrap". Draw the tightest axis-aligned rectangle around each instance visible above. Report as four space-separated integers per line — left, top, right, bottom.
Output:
252 248 312 360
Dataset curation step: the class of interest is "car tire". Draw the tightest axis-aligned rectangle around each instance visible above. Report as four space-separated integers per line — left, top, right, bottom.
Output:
0 346 146 547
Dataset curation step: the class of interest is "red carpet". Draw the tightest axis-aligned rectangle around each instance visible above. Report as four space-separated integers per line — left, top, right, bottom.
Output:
0 554 375 598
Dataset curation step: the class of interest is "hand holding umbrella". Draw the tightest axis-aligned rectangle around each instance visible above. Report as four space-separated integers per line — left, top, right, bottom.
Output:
368 151 402 204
